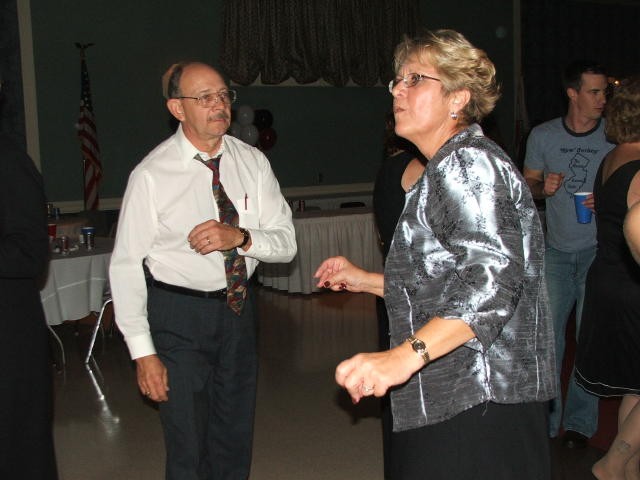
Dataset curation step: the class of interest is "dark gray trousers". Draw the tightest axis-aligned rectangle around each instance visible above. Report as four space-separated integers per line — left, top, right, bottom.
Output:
148 284 258 480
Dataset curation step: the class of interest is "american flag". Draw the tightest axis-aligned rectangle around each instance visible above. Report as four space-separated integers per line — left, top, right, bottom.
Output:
76 44 102 210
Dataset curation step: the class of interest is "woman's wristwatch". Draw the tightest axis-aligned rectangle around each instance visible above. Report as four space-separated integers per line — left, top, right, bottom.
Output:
406 335 431 365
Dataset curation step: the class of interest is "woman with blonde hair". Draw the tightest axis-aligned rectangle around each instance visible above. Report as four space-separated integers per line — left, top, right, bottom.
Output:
315 30 555 479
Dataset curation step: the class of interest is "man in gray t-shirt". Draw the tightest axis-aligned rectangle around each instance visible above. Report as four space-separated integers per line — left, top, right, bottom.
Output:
523 60 613 449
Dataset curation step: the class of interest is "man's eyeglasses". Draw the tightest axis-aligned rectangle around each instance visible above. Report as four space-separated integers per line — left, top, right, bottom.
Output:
177 90 237 107
388 73 441 93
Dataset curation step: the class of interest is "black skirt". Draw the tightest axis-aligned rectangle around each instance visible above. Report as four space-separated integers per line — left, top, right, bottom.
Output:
390 401 550 480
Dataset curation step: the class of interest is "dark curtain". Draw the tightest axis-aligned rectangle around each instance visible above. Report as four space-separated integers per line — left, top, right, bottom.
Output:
522 0 640 128
0 0 25 145
219 0 420 86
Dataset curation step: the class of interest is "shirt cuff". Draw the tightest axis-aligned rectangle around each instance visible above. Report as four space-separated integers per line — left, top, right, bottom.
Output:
125 333 157 360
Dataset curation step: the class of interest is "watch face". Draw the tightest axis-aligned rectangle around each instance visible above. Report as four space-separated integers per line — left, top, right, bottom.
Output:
412 339 426 352
239 228 250 247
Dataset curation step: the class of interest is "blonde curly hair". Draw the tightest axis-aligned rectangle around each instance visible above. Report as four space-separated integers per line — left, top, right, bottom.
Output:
393 29 500 124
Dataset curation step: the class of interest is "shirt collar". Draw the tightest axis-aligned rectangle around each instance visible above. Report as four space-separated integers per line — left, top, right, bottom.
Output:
175 124 227 165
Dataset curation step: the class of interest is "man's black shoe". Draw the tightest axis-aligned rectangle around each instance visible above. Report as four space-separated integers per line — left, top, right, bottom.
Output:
562 430 588 449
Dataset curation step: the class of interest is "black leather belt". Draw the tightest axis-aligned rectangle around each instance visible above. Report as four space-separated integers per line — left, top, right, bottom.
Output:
149 278 227 299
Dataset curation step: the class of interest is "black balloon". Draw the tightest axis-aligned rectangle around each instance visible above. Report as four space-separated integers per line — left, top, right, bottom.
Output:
253 109 274 130
258 127 277 151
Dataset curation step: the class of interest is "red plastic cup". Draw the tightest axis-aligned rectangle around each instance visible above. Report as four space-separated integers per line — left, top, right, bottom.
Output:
47 223 57 241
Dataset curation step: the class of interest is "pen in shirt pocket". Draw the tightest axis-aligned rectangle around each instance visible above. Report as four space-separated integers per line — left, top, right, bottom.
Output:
244 193 248 210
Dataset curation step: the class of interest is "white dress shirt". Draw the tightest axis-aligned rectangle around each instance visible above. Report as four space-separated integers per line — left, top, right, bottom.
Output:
110 125 296 359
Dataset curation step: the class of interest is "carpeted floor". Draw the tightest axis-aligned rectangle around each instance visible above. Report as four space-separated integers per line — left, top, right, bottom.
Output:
51 287 609 479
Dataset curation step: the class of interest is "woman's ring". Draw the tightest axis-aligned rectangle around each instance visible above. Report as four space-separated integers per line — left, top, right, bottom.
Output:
145 391 151 396
362 385 374 393
206 237 211 245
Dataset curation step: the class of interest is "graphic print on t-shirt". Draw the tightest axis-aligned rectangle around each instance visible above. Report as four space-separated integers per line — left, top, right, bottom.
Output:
563 152 590 195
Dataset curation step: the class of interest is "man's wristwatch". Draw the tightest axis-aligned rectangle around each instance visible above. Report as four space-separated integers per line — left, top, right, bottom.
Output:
406 335 431 365
238 227 250 248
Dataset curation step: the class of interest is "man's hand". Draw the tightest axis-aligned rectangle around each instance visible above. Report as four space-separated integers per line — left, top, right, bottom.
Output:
135 354 169 402
524 167 564 200
188 219 245 254
542 172 565 197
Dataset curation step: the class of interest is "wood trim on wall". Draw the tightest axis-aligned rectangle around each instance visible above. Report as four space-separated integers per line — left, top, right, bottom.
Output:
53 182 375 213
16 0 40 170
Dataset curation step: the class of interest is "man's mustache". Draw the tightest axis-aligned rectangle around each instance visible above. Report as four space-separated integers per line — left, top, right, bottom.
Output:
210 112 230 121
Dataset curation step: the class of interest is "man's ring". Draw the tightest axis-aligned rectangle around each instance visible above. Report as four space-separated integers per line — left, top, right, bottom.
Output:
145 391 151 396
362 385 374 393
206 237 211 245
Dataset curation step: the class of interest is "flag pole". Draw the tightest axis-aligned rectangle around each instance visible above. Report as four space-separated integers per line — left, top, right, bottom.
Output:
76 43 91 210
75 42 101 211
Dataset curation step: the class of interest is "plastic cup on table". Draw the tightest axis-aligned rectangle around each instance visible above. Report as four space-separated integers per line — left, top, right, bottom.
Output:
574 192 592 224
47 223 57 243
60 235 70 255
81 226 96 250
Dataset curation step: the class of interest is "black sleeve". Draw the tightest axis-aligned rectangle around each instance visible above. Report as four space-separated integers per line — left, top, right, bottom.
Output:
373 152 413 258
0 136 49 279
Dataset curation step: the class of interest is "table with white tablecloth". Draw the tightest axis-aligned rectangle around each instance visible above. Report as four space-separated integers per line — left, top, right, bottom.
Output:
40 237 114 326
258 207 383 293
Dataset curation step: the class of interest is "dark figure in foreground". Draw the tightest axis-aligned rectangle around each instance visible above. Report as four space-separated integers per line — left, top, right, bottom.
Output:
0 130 58 478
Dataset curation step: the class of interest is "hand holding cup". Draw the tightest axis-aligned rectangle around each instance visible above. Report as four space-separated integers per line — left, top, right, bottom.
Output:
574 192 593 224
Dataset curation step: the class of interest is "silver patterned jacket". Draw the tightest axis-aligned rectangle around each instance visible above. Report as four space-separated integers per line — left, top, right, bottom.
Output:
385 124 556 432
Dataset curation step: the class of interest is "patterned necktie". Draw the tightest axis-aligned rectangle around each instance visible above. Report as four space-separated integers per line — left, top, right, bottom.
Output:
198 153 247 315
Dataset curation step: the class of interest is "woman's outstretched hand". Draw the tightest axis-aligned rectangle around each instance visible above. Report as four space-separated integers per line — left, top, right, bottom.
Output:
314 256 368 293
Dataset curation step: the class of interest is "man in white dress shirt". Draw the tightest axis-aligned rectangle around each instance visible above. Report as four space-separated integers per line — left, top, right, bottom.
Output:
110 61 296 479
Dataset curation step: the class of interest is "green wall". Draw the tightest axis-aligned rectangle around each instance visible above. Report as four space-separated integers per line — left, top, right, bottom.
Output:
30 0 514 203
420 0 515 156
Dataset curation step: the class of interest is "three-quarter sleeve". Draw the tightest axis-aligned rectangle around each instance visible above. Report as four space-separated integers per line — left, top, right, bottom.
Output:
425 146 527 349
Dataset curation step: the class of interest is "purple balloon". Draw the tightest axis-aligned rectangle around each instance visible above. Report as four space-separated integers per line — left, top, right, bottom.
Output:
253 109 274 130
258 127 277 151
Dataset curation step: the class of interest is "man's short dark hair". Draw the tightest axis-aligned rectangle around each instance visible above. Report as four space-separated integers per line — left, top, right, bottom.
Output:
166 62 189 99
562 60 607 92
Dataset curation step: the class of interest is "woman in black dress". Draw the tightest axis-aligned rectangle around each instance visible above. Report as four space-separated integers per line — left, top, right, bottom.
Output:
374 113 427 260
575 76 640 480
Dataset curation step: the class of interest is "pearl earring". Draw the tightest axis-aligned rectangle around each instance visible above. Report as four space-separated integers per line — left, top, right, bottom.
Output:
450 112 458 120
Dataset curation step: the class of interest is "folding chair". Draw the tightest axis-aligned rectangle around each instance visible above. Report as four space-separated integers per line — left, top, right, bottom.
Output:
84 294 113 364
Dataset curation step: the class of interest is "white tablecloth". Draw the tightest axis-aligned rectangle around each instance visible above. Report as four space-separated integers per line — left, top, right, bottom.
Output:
258 288 378 372
258 208 383 294
40 238 113 326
